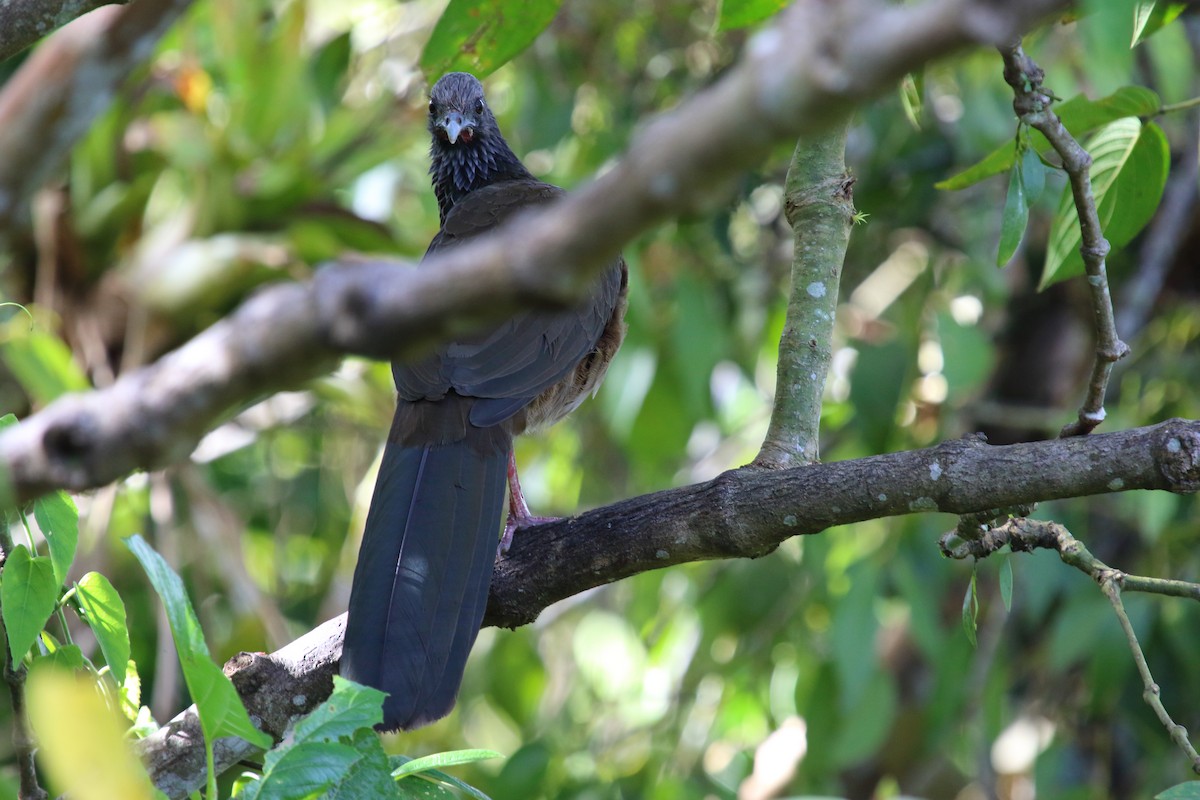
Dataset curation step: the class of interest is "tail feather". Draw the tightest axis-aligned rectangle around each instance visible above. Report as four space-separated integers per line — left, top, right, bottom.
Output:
342 428 507 730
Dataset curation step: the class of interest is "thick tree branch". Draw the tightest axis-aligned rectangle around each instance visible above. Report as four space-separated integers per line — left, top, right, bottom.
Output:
139 418 1200 797
0 0 126 63
0 0 196 235
0 0 1071 505
755 118 854 468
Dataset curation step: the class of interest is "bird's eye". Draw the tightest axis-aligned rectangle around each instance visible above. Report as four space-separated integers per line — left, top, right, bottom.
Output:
428 99 436 114
474 98 484 115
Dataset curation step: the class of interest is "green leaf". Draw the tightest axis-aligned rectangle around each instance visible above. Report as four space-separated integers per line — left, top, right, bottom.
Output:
1132 2 1187 46
34 490 78 588
1000 556 1014 613
240 742 361 800
1054 86 1160 133
717 0 789 30
420 0 564 80
1042 117 1168 288
1 330 90 405
1020 142 1046 203
1 546 58 661
324 729 400 800
1157 781 1200 800
937 87 1161 191
1132 1 1156 44
0 413 17 430
389 756 495 800
36 642 86 671
292 676 385 743
125 535 271 749
392 750 503 781
899 73 922 130
997 162 1028 266
961 566 978 647
935 143 1016 191
76 572 131 687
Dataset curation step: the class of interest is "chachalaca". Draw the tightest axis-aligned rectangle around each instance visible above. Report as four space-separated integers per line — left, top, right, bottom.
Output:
340 71 628 731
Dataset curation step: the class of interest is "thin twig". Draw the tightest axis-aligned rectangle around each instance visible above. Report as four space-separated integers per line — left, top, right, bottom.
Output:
941 516 1200 772
940 517 1200 603
998 42 1130 437
1100 576 1200 773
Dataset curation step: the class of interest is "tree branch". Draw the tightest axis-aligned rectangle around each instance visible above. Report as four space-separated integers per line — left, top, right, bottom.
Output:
755 118 854 468
137 417 1200 797
0 0 127 63
0 0 196 236
0 0 1071 505
998 42 1130 437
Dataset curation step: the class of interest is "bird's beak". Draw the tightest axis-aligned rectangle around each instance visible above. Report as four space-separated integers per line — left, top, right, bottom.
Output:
439 112 475 144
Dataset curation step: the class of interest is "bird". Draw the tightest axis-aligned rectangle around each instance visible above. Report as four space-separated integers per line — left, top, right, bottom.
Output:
340 72 628 731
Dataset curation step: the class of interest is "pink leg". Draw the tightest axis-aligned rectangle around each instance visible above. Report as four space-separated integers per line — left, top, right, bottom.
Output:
499 451 559 555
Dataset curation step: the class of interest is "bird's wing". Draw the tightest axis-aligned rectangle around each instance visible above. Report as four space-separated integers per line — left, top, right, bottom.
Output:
393 179 622 427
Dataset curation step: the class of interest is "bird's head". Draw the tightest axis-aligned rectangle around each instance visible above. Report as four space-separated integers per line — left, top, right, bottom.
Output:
428 72 491 147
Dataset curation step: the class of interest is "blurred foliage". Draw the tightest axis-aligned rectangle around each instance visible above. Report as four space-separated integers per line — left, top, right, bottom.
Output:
0 0 1199 798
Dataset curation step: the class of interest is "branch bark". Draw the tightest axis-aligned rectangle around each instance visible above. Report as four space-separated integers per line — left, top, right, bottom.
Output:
755 118 854 468
140 417 1200 797
0 0 127 63
0 0 1071 505
0 0 196 236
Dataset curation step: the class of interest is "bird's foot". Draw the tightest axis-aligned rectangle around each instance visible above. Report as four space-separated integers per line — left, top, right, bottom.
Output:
498 511 560 556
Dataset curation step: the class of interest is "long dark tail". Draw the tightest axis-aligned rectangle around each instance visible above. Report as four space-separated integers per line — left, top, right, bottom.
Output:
341 428 507 730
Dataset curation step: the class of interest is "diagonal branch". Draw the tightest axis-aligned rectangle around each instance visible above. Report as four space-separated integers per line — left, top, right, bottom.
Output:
0 0 1072 506
0 0 128 63
139 417 1200 797
0 0 197 236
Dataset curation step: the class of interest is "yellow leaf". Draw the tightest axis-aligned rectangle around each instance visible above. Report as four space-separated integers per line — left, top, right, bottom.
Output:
27 666 156 800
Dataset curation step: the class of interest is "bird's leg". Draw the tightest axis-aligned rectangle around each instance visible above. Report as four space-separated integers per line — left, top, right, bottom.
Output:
499 451 560 554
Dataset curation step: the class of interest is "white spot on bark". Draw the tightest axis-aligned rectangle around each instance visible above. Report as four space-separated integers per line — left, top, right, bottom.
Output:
929 461 942 480
807 282 826 298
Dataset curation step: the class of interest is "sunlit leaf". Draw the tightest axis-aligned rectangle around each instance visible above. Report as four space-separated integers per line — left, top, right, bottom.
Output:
76 572 131 687
392 750 503 780
2 329 90 405
1 546 58 662
27 666 156 800
239 742 361 800
1132 2 1187 46
125 535 271 749
421 0 564 80
717 0 789 30
34 490 78 588
292 675 385 742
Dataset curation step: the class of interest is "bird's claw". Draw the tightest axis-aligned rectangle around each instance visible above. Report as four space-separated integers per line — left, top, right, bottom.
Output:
498 512 560 556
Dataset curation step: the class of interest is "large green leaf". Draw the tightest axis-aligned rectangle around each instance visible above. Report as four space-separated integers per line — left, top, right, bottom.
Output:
1 546 58 662
292 675 385 743
125 535 271 749
1041 117 1168 288
2 330 90 405
75 572 131 687
33 490 78 588
239 742 361 800
936 86 1161 191
420 0 564 80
